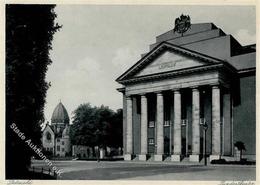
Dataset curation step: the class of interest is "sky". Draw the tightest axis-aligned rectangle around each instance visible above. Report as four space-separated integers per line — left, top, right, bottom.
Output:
44 5 256 124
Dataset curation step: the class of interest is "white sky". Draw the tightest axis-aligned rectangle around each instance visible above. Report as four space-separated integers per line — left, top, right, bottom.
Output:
44 5 256 123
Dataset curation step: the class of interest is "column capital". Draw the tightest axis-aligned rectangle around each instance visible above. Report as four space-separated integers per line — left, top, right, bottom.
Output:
172 89 180 93
210 83 220 88
212 85 220 89
126 95 132 100
155 91 163 96
191 86 199 91
139 93 147 97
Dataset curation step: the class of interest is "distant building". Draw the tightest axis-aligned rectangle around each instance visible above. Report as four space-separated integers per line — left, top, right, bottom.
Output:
116 20 255 162
72 145 93 158
42 102 71 157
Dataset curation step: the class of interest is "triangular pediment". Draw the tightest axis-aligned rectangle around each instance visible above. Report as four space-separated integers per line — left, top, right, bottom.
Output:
116 42 223 83
135 50 205 77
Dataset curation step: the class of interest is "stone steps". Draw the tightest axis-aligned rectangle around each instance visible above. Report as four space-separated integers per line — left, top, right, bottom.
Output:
129 155 210 163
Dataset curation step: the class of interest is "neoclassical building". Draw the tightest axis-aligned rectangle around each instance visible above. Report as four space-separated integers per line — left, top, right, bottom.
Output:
116 22 255 162
42 102 71 157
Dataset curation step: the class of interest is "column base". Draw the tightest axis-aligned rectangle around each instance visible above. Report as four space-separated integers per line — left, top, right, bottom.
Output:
154 154 163 161
124 154 133 161
138 154 147 161
171 154 181 162
189 154 200 162
209 155 221 162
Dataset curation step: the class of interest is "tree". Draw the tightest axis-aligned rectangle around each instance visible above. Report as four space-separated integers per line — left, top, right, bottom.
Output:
6 5 60 178
234 141 246 161
70 103 98 147
107 109 123 148
70 104 123 156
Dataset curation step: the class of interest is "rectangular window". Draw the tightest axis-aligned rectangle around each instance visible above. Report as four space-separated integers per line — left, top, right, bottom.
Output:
57 139 60 142
57 145 60 151
148 138 154 145
164 120 170 127
62 141 65 145
62 148 65 152
148 121 155 128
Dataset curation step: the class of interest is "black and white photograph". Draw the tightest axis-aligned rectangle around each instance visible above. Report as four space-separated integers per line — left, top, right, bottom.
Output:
4 1 257 183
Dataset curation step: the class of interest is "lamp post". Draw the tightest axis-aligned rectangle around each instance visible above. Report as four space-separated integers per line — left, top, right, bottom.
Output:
200 118 208 166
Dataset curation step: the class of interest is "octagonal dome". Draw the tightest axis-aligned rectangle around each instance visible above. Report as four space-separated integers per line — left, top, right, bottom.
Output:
51 102 70 124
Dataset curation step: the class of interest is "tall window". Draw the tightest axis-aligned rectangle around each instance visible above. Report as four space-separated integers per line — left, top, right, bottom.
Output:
164 120 170 127
46 132 51 141
148 138 154 145
57 145 60 151
148 121 155 128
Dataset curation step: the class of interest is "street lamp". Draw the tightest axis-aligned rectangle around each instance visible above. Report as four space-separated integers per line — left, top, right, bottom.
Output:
200 118 208 165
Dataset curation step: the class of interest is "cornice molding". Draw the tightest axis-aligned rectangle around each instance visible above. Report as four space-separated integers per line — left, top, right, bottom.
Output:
238 67 256 75
118 63 236 85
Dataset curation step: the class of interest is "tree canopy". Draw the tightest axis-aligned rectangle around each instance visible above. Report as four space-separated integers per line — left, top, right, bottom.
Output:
70 103 122 149
6 5 60 179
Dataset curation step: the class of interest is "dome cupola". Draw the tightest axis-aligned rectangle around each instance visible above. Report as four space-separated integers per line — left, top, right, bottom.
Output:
51 102 70 124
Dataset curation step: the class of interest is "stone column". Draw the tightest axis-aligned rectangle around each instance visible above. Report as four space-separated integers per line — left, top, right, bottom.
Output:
190 87 201 162
210 85 221 161
155 92 164 161
125 96 133 160
171 89 182 161
139 94 148 161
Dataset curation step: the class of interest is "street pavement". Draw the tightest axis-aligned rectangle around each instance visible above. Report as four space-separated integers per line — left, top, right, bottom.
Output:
31 160 256 181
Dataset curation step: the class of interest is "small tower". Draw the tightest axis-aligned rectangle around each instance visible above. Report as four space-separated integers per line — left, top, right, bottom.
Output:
42 101 71 157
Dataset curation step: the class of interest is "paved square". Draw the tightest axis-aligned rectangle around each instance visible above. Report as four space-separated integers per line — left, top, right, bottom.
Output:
32 160 255 180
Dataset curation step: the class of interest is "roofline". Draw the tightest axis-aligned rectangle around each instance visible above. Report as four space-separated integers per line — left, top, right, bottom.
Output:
117 87 126 93
116 41 230 82
42 124 54 133
155 23 217 39
238 67 256 77
243 44 256 47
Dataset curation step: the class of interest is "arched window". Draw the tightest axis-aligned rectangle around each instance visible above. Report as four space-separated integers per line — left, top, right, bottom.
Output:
46 132 52 141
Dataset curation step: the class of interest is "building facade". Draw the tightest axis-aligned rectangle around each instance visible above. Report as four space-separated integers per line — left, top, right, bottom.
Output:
42 102 71 157
116 22 255 162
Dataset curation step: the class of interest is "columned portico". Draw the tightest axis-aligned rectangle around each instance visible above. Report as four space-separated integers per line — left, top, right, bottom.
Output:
171 90 182 161
122 83 229 162
154 92 164 161
117 39 237 162
139 94 148 161
125 96 133 160
210 85 222 161
190 87 200 162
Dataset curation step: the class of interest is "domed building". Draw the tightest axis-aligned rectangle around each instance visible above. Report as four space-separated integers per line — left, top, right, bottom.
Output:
42 102 71 157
